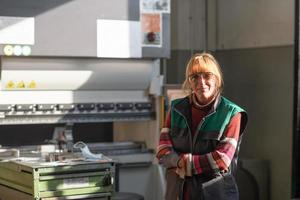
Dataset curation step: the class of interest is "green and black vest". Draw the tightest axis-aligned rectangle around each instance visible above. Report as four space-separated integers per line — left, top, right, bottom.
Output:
168 95 248 200
170 95 247 156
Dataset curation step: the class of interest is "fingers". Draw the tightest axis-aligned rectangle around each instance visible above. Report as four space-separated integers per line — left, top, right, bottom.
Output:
176 153 192 178
176 166 185 179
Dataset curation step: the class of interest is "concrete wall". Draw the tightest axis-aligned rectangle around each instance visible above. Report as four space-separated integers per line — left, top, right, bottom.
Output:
217 47 294 200
167 0 294 200
217 0 293 49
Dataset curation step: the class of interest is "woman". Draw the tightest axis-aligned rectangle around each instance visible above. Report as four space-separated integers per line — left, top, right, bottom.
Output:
156 53 248 200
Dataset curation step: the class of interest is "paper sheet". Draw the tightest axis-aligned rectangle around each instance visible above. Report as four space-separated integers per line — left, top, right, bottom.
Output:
0 16 35 45
97 19 142 58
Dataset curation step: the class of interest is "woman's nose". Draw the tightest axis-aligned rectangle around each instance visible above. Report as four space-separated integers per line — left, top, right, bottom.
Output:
197 76 206 84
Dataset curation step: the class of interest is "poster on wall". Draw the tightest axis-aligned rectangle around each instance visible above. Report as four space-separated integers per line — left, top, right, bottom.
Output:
140 0 170 13
141 13 162 47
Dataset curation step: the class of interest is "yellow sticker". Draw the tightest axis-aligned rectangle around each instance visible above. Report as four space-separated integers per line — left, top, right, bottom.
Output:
17 81 25 88
5 81 15 89
27 80 36 88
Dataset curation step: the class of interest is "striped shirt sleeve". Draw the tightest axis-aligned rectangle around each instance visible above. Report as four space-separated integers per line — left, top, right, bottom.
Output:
156 110 173 159
192 112 242 175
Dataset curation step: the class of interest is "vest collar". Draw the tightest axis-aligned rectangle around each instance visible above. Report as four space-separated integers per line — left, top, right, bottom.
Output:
173 96 192 123
173 93 222 120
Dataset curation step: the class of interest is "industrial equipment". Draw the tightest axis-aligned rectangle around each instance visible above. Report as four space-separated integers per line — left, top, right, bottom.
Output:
0 0 170 199
0 146 115 200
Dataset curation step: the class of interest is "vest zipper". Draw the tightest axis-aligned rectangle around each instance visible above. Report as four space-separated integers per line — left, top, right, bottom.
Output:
193 110 216 148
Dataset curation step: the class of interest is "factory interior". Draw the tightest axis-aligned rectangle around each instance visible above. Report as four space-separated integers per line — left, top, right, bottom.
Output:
0 0 298 200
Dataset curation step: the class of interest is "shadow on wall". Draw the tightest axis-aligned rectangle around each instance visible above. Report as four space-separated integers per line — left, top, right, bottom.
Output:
236 159 270 200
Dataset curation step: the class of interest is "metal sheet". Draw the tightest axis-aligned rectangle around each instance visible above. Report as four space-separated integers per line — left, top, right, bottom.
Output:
1 57 154 91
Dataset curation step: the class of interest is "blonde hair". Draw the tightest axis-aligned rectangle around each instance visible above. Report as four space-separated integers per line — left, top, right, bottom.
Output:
182 52 223 95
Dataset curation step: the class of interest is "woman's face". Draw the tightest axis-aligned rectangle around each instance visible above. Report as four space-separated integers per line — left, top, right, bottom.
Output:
188 70 218 104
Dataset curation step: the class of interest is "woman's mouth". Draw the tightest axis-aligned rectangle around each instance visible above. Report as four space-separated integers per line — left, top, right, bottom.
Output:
197 87 209 92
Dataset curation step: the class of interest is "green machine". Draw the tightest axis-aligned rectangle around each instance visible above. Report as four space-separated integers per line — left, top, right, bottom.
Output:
0 153 115 200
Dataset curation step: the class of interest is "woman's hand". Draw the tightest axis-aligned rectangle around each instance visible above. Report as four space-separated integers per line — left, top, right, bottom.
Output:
177 156 186 168
176 158 186 178
176 154 192 178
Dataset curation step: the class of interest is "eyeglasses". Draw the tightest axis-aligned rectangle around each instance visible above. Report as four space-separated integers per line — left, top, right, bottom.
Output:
188 72 215 83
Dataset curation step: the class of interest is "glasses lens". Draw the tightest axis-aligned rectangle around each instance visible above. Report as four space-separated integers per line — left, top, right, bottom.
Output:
189 72 214 82
189 74 199 82
203 72 214 79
